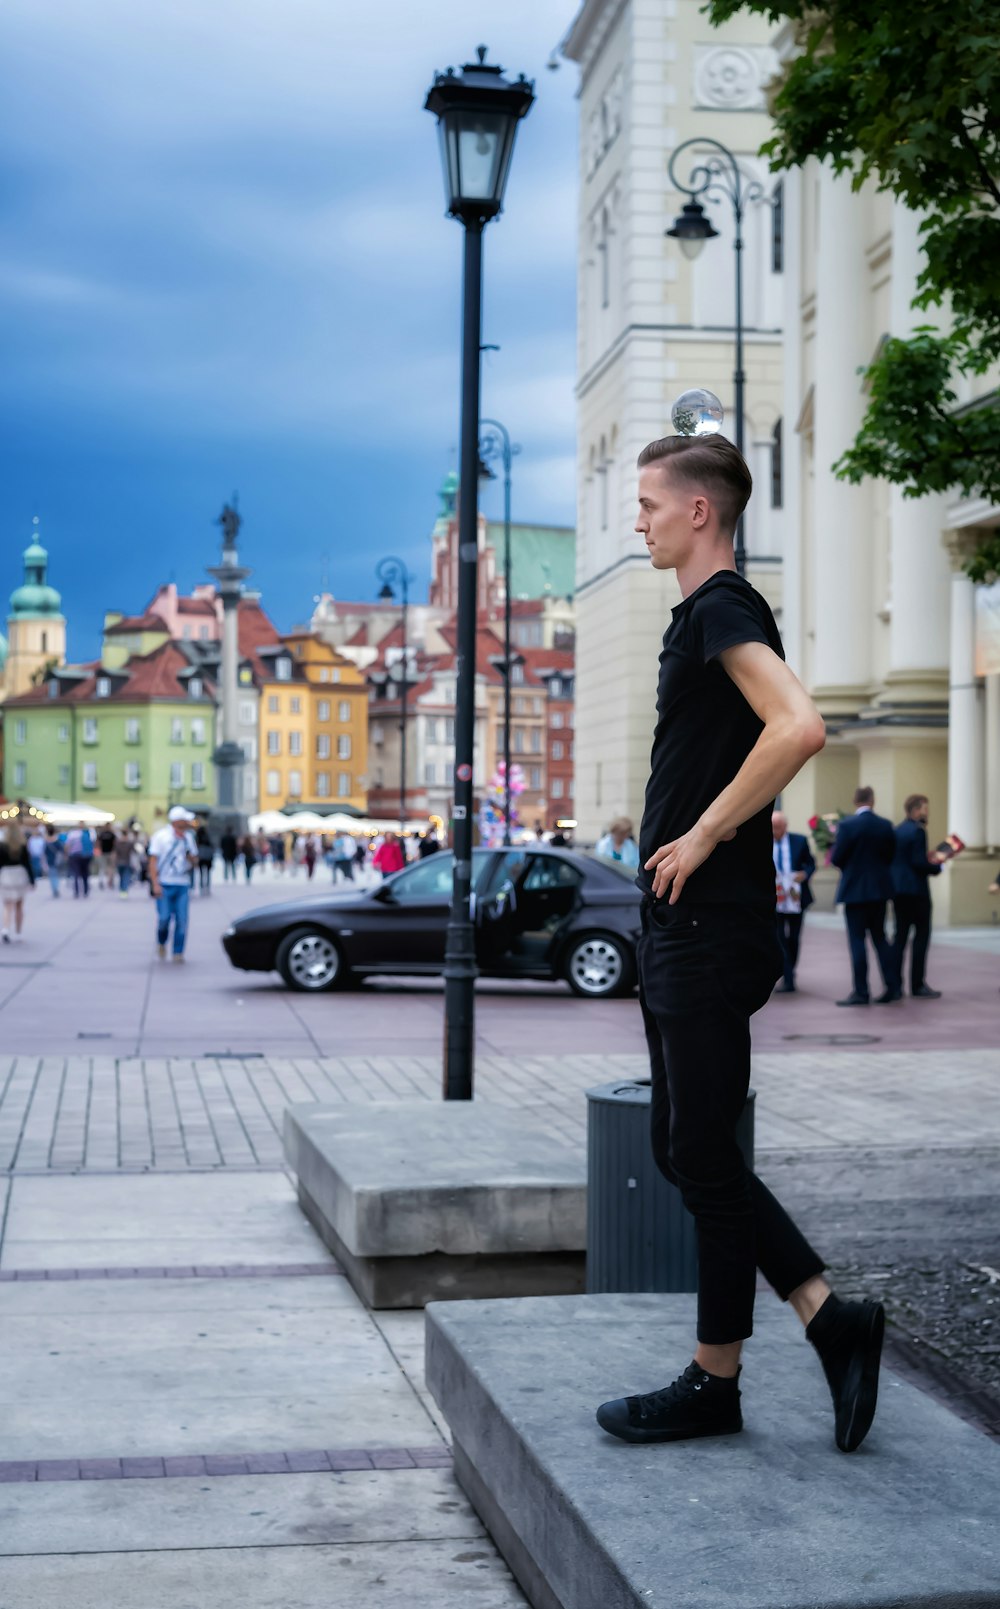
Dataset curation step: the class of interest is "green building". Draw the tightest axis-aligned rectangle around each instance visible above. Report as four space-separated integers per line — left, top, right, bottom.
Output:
3 642 217 826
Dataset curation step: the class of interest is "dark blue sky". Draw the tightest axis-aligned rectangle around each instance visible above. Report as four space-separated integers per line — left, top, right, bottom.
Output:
2 2 578 661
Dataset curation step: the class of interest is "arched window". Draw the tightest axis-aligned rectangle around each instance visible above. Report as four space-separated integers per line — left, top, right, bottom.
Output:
770 419 783 510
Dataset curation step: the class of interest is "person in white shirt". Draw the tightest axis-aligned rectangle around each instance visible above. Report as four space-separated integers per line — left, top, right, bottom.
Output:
147 806 198 962
595 817 641 870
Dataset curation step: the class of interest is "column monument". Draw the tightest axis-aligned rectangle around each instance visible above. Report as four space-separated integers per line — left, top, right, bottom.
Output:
207 500 250 815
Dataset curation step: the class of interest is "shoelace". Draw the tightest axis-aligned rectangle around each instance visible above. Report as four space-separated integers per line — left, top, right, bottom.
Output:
627 1362 711 1424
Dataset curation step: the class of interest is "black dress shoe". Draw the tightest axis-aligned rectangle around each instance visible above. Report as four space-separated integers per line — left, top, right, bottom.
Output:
874 989 902 1003
806 1295 885 1452
836 993 869 1006
912 985 941 999
596 1360 743 1444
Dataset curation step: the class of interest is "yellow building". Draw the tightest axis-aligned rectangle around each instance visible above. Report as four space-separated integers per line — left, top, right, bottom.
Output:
2 526 66 701
258 633 368 812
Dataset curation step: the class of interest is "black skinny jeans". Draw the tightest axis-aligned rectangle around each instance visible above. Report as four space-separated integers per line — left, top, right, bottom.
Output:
638 899 825 1345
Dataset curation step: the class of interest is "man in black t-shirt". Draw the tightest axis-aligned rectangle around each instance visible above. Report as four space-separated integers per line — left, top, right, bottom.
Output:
595 433 886 1456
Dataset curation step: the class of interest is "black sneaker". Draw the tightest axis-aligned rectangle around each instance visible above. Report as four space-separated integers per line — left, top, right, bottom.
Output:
596 1360 742 1444
806 1295 884 1452
836 993 869 1006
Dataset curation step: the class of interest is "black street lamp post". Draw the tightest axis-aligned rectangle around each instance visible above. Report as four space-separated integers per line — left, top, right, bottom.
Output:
666 138 764 578
425 47 534 1101
376 557 411 839
479 418 520 846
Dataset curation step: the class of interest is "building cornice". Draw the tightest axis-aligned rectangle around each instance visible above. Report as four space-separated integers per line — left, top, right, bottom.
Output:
577 322 783 397
561 0 629 89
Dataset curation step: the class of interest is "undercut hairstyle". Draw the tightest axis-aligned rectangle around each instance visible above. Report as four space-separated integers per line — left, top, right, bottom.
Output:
854 786 875 807
636 434 753 536
904 793 929 815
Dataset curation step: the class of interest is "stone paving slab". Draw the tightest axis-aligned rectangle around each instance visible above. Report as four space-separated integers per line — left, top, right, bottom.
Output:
0 1540 527 1607
427 1293 1000 1609
0 1466 469 1555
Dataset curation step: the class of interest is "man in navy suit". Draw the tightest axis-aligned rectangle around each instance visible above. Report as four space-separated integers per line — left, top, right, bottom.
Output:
830 785 900 1005
891 794 942 998
771 810 816 992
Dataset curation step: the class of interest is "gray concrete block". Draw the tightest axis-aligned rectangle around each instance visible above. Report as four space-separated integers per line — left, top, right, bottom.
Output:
426 1292 1000 1609
285 1102 586 1308
284 1103 586 1258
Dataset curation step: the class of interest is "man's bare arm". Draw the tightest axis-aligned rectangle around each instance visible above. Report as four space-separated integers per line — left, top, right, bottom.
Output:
646 642 825 902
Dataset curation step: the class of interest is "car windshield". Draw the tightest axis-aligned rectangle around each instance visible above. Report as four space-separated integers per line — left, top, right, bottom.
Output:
385 850 493 902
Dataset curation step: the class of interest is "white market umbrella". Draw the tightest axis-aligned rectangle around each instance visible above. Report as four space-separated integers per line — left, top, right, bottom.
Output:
248 810 292 834
28 798 116 827
282 811 331 832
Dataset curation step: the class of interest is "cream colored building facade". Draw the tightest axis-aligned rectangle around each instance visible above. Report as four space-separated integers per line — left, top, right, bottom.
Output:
778 156 1000 923
564 0 785 842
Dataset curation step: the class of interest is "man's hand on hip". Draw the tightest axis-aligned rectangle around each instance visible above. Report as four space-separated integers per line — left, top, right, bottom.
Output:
645 820 736 904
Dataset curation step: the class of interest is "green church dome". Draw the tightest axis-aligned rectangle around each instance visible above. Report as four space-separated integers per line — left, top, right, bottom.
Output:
9 533 62 619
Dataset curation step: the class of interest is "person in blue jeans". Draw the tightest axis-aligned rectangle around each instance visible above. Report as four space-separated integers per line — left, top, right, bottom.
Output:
147 806 198 962
43 827 62 897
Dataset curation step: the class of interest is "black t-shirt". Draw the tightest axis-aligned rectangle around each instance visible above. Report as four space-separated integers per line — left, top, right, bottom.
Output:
638 571 784 910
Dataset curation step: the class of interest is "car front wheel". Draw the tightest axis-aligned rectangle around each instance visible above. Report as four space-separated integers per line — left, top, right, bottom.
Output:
564 933 635 999
276 927 345 992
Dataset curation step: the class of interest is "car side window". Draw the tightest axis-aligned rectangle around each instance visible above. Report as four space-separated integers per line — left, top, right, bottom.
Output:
390 854 456 902
523 856 582 892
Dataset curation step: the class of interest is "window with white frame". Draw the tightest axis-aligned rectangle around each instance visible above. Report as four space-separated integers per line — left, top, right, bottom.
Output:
290 696 301 714
242 736 257 763
337 734 352 760
244 772 256 801
191 762 205 789
189 678 203 699
190 718 206 745
550 712 563 729
288 770 302 796
550 677 562 696
83 762 98 789
275 658 291 681
96 677 110 699
124 761 140 789
318 700 330 722
425 762 436 785
338 700 351 723
266 769 281 796
332 668 341 683
337 772 351 797
316 771 331 796
170 717 183 744
125 718 141 744
530 728 542 753
551 778 564 798
289 731 303 756
319 667 329 682
316 733 331 759
426 718 438 742
267 694 279 713
170 761 184 788
445 716 455 742
83 718 98 744
239 700 255 726
13 720 26 744
552 740 564 760
13 761 26 787
529 766 542 789
533 697 543 715
267 731 280 755
199 625 210 641
510 663 524 685
58 722 69 742
372 722 384 746
58 764 70 786
513 728 525 754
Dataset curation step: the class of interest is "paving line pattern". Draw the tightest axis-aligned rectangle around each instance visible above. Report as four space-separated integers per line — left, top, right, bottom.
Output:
0 1446 454 1484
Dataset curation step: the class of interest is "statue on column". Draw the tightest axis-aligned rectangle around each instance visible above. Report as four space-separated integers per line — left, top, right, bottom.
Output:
217 500 241 550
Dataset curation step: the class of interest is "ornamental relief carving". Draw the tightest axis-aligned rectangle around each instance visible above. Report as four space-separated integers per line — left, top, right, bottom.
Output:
693 44 778 111
585 66 624 180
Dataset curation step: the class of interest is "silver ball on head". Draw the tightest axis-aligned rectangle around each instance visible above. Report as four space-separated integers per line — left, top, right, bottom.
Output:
670 388 725 437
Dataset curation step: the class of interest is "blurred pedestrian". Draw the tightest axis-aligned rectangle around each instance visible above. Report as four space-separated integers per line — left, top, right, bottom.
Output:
195 825 214 893
0 822 36 943
220 826 238 880
239 833 257 882
43 825 62 897
114 827 136 897
304 832 319 880
148 806 198 962
830 786 900 1006
595 817 640 869
771 810 816 994
270 833 287 874
27 823 46 882
65 821 94 899
96 823 117 890
373 830 405 878
332 831 356 882
418 831 441 858
891 794 943 999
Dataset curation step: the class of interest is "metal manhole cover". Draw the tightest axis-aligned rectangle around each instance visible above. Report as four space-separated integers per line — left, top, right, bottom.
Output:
782 1033 881 1045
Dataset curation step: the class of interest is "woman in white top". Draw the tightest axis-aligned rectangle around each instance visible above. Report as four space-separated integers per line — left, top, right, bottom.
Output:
595 816 640 870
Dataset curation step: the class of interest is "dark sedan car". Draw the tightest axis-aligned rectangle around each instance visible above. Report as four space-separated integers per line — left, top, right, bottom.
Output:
222 845 643 998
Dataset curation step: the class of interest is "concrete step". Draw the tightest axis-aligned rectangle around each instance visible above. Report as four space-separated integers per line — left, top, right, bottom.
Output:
426 1292 1000 1609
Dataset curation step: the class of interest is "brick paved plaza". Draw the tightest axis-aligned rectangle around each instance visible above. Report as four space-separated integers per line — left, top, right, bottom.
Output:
0 874 998 1603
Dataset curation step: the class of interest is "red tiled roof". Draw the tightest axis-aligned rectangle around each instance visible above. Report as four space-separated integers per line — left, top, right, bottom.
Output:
104 612 166 635
237 599 281 680
4 644 215 706
176 597 217 616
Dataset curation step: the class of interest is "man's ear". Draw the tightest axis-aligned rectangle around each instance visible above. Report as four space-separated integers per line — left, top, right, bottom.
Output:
691 494 710 529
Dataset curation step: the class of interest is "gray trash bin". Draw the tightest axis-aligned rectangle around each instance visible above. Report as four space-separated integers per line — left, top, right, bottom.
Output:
586 1079 755 1294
